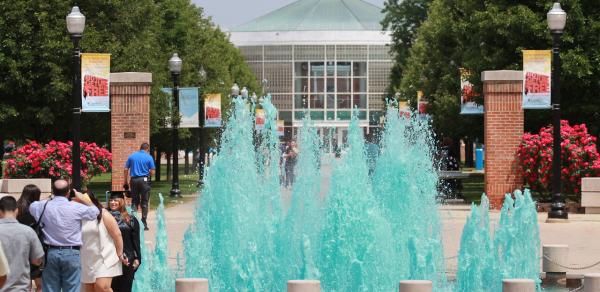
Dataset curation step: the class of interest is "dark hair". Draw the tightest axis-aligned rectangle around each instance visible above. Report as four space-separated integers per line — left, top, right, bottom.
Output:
52 180 70 197
140 142 150 151
85 190 103 222
0 196 18 212
17 184 41 221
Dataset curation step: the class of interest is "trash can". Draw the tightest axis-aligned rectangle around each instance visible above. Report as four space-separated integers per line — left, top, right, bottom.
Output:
475 148 484 171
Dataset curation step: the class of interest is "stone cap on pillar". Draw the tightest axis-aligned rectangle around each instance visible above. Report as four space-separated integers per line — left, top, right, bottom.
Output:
110 72 152 84
481 70 523 82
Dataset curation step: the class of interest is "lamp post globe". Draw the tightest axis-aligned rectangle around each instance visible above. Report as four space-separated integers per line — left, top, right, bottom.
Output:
231 83 240 97
547 2 568 220
169 53 182 198
66 6 85 191
198 67 207 81
241 86 249 99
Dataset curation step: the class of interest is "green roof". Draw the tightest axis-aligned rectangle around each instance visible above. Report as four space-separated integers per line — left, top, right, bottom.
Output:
232 0 384 32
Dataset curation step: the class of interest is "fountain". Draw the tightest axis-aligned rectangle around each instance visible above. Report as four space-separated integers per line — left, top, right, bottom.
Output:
170 99 543 291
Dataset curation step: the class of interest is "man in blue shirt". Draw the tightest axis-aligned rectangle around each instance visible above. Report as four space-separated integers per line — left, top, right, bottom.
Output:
124 142 155 230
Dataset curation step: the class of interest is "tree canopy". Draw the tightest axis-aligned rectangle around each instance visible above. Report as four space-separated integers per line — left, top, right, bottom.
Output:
383 0 600 142
0 0 259 148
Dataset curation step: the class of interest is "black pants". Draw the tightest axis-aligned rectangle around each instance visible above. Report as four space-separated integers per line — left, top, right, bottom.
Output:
112 264 136 292
130 177 150 221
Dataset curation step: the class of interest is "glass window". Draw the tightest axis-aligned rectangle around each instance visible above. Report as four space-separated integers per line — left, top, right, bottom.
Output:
369 111 383 125
310 62 325 77
352 94 367 109
337 94 351 109
337 78 351 92
337 111 351 120
353 62 367 77
294 94 308 109
310 77 325 93
310 95 324 109
326 111 335 120
295 62 308 77
326 61 335 76
326 94 335 109
353 78 367 93
279 111 292 122
295 78 308 92
310 111 324 120
337 62 351 77
357 111 367 120
294 111 305 120
326 78 335 93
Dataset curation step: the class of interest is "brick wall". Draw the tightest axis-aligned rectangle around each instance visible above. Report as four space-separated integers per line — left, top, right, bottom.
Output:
110 73 152 191
482 70 524 209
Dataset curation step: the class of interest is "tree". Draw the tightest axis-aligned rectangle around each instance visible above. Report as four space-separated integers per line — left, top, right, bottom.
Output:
385 0 600 145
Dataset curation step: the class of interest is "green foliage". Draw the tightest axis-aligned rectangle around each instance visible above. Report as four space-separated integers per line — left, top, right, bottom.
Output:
0 0 258 151
385 0 600 141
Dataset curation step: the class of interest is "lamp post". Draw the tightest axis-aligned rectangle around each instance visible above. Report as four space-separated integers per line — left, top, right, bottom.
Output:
197 67 206 186
169 53 183 198
231 83 240 98
547 2 568 220
66 6 85 191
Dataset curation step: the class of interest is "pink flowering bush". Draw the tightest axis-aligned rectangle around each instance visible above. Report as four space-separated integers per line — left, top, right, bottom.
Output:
517 120 600 196
3 141 111 184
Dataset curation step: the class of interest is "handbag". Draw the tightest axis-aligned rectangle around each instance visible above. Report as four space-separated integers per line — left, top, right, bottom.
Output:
31 198 51 269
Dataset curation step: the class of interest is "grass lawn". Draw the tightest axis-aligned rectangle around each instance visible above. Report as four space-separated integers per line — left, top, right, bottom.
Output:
86 164 200 209
460 171 485 205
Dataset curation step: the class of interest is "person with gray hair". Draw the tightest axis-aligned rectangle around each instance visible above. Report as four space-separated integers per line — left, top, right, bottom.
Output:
29 179 99 292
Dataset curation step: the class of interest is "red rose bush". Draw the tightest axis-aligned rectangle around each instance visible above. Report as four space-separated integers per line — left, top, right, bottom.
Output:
3 140 111 184
517 120 600 196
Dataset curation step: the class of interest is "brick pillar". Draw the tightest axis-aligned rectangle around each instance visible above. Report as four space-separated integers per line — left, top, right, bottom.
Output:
110 73 152 191
482 70 524 209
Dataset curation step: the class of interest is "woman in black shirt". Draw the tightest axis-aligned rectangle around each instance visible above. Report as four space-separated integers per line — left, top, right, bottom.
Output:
16 184 43 291
108 192 141 292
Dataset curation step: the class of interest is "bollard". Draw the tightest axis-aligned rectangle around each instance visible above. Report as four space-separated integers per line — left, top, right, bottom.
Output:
584 273 600 292
175 278 208 292
542 244 568 284
502 279 535 292
399 280 432 292
287 280 320 292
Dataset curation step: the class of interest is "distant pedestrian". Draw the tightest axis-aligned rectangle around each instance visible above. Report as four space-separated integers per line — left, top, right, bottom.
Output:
108 192 142 292
0 241 8 289
16 185 43 291
124 143 156 231
79 191 125 292
29 179 100 292
0 196 44 292
284 141 298 188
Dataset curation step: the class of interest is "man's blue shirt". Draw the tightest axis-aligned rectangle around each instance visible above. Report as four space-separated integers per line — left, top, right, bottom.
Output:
125 150 155 177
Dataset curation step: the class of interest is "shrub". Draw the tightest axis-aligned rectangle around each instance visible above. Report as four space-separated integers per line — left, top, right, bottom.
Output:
3 140 111 185
517 120 600 197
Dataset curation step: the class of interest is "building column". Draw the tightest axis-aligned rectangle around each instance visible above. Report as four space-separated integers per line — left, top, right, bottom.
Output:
110 72 152 191
482 70 524 209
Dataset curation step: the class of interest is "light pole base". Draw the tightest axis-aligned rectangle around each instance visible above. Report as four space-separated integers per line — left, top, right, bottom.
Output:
170 188 182 198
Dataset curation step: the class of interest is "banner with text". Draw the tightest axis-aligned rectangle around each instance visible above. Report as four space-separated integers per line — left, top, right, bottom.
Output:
204 93 222 128
277 120 284 137
460 68 483 114
523 50 551 109
81 53 110 112
255 109 266 130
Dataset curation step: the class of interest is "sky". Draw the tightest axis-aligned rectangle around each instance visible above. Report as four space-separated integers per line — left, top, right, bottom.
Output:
192 0 386 31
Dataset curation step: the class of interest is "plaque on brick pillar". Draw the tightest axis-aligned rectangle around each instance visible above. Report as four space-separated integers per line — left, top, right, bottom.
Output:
481 70 524 209
110 72 152 191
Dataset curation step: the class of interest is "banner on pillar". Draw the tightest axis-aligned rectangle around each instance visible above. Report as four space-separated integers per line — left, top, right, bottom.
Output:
398 100 411 119
460 68 483 114
522 50 551 109
204 93 222 128
160 87 200 128
81 53 110 112
277 120 284 137
255 109 266 130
